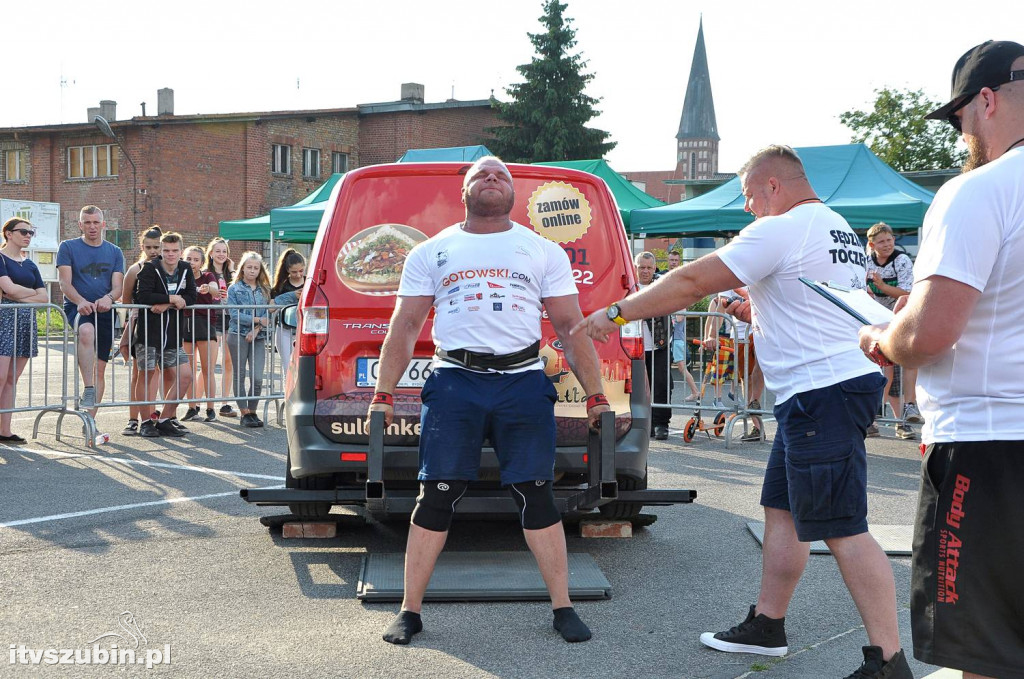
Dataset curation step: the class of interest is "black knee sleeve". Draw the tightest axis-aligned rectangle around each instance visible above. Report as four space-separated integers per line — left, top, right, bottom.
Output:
411 480 469 531
509 480 562 530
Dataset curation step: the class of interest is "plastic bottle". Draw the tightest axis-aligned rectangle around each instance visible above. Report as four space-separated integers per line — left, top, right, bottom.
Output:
93 432 111 445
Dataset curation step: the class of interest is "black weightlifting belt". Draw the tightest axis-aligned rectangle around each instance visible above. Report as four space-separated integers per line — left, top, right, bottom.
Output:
436 340 541 372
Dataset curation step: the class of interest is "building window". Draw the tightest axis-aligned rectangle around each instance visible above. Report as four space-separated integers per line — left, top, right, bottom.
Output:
302 148 320 178
271 144 291 174
690 152 696 179
331 152 348 174
67 144 118 179
106 228 134 252
4 149 27 182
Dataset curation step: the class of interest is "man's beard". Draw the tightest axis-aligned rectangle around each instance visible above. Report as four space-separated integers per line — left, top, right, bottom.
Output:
962 134 989 173
466 190 515 218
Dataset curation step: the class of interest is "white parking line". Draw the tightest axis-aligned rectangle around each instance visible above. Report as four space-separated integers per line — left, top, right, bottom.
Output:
17 448 286 481
0 486 285 528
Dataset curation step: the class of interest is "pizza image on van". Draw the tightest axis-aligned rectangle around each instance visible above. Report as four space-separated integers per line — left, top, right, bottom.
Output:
336 223 427 294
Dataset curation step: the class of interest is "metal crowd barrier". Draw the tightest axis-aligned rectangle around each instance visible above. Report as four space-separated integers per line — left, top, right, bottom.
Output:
648 310 765 448
0 303 88 442
68 302 289 445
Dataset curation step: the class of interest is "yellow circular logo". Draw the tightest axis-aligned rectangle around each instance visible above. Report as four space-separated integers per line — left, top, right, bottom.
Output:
526 182 591 244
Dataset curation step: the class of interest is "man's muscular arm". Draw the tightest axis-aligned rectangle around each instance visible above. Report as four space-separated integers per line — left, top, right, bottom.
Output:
366 295 434 425
545 294 610 429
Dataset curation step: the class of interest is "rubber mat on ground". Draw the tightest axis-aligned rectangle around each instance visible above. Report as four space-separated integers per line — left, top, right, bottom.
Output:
357 551 612 601
746 522 912 556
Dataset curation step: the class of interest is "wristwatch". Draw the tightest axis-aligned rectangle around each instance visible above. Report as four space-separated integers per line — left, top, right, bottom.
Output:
606 303 628 326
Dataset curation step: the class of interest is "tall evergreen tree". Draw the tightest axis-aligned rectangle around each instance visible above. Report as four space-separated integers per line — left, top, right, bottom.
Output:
488 1 615 162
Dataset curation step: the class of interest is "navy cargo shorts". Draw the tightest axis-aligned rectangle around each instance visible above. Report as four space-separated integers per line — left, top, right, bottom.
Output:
760 371 885 542
417 367 558 486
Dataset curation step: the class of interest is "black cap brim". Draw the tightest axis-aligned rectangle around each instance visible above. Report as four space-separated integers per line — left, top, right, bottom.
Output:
925 95 969 120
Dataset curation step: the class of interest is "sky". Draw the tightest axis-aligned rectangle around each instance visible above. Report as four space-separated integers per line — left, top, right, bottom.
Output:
5 0 1020 173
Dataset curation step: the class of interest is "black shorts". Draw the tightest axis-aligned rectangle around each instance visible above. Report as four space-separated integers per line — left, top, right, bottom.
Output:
182 314 218 343
911 441 1024 678
64 304 114 361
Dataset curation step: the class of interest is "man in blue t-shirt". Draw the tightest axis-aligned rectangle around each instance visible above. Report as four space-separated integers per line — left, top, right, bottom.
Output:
57 206 125 416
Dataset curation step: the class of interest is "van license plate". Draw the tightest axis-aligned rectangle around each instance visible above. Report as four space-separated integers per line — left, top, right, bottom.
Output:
356 358 433 388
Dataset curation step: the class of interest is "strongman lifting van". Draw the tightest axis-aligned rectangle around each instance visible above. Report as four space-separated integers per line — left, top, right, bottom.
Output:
241 162 694 520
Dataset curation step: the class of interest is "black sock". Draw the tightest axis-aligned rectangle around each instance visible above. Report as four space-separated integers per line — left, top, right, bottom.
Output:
553 607 591 642
382 610 422 645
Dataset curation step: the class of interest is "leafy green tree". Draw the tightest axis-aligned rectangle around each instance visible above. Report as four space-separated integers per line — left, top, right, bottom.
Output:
488 0 615 162
839 87 965 171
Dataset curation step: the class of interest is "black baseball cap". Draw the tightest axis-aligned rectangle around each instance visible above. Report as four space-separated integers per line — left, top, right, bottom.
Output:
926 40 1024 120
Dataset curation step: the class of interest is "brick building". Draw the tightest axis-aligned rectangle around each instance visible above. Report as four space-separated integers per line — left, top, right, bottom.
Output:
0 84 497 261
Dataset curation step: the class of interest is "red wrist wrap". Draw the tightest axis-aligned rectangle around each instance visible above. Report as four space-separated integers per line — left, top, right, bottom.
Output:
371 392 393 406
586 393 609 410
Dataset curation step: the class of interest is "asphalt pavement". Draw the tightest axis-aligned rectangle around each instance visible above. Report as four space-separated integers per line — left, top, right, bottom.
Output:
0 401 947 679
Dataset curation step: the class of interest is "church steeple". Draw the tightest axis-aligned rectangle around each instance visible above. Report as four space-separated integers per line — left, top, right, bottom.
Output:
676 17 719 180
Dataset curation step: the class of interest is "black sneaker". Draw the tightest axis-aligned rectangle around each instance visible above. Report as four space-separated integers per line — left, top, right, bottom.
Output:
155 419 186 437
843 646 913 679
139 420 160 438
654 425 668 440
241 413 260 428
220 405 238 418
181 407 200 422
204 409 217 422
699 605 788 657
122 420 139 436
168 418 188 433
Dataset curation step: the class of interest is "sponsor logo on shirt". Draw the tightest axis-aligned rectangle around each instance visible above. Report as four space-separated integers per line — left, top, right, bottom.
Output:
464 283 480 289
448 285 460 295
511 304 526 313
487 281 505 289
467 306 480 312
449 299 459 306
436 249 448 268
515 245 531 257
492 303 502 311
512 294 528 301
441 269 532 287
509 283 526 291
447 307 460 314
464 293 483 301
489 293 504 299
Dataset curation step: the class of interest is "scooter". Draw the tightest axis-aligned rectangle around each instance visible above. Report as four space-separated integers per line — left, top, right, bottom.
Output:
682 337 733 442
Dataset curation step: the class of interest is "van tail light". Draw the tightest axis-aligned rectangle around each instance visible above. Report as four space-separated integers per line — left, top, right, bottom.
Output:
299 284 330 356
618 320 644 360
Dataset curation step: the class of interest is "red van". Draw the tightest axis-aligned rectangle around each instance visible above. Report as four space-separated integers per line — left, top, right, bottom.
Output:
247 162 694 520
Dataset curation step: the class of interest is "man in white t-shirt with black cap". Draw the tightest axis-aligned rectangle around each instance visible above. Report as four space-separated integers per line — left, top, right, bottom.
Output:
860 39 1024 679
368 156 609 647
575 145 911 678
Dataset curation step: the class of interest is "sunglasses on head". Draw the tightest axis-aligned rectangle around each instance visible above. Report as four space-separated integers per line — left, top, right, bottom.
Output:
947 69 1024 132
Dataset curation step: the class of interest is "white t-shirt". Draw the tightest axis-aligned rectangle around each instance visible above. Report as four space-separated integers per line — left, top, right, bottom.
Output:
398 222 578 367
913 146 1024 443
716 202 880 404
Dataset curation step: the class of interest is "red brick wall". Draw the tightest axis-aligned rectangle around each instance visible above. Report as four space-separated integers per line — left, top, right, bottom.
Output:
620 169 683 204
357 105 498 167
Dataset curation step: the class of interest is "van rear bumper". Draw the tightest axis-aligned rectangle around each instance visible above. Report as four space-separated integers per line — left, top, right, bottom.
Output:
287 359 651 481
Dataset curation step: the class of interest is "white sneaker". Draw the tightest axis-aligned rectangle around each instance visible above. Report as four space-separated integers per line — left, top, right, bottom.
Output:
79 386 96 409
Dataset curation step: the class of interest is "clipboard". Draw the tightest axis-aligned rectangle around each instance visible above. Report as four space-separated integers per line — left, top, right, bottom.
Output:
799 277 894 326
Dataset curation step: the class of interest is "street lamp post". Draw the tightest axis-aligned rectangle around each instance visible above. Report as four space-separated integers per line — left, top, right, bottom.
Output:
93 115 138 231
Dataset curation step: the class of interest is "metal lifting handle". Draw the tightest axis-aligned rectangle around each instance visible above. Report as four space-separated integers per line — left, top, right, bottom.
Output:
366 410 386 508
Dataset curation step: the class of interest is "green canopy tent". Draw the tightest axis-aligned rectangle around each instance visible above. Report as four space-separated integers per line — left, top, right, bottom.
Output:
628 144 935 237
218 172 345 244
534 159 665 228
